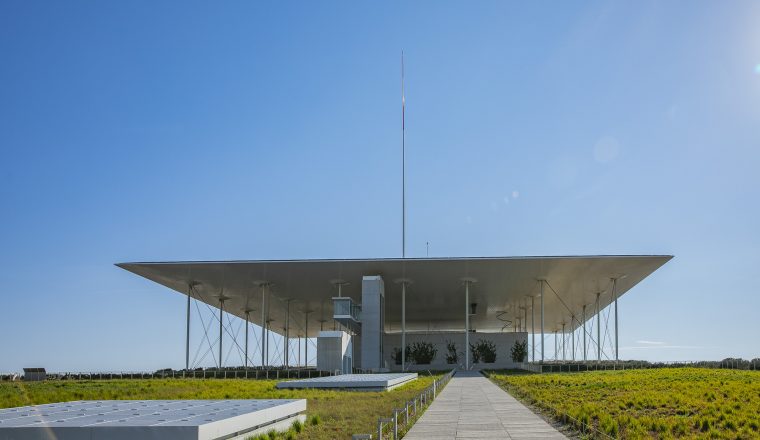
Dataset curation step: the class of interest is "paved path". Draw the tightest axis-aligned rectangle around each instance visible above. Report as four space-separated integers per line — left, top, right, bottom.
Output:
404 371 566 439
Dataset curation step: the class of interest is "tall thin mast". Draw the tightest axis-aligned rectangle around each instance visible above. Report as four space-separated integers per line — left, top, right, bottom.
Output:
401 51 406 258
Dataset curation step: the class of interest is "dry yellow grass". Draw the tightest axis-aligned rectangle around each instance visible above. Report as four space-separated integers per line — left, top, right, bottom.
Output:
488 368 760 439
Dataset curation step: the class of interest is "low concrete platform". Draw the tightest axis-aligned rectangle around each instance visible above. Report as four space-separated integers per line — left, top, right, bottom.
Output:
276 372 417 391
0 399 306 440
404 371 566 439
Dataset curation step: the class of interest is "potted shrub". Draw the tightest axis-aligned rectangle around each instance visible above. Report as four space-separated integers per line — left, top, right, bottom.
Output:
474 339 497 363
409 341 437 364
445 340 458 364
468 342 481 364
511 340 528 363
391 347 402 365
391 346 411 365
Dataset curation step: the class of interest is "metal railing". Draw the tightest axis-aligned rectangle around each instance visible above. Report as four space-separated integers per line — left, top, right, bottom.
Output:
352 370 455 440
0 367 332 382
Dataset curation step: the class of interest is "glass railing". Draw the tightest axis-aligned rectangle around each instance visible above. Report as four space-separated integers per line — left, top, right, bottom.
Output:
333 297 361 322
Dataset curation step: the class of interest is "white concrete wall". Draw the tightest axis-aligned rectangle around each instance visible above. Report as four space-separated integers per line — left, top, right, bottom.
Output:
316 331 352 373
383 331 529 371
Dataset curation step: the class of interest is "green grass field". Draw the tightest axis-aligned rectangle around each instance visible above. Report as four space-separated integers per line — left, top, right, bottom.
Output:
0 375 439 440
488 368 760 439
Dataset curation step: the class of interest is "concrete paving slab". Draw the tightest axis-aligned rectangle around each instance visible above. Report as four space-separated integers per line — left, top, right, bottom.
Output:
403 371 566 440
276 373 417 391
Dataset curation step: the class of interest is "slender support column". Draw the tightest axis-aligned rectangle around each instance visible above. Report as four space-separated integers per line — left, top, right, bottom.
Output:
394 278 412 372
523 306 528 333
540 280 545 363
582 305 587 361
265 320 270 366
304 311 311 367
402 282 406 371
571 315 576 361
613 278 619 362
465 282 469 370
244 310 250 368
218 299 224 369
284 301 290 368
260 284 267 366
596 292 601 361
461 278 476 370
562 323 566 360
554 331 558 360
531 296 535 362
185 286 191 371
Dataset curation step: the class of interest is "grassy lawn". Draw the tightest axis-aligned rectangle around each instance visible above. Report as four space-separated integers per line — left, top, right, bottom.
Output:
487 368 760 439
0 375 440 440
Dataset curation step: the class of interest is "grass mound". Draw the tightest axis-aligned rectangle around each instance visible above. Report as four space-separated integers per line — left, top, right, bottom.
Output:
0 375 438 439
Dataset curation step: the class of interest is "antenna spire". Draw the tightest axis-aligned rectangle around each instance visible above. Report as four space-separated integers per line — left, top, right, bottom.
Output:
401 51 406 258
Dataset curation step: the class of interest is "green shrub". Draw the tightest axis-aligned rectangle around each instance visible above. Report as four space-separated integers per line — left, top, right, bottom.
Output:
468 342 481 363
310 414 321 426
510 340 528 362
409 341 437 364
445 340 458 364
699 417 711 432
600 414 618 436
291 419 303 433
470 339 497 363
391 346 412 365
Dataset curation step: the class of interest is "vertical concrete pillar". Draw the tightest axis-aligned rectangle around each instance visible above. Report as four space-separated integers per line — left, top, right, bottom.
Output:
361 276 385 371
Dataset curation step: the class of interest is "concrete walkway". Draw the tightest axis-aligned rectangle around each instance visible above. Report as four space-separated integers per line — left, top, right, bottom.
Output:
403 371 566 439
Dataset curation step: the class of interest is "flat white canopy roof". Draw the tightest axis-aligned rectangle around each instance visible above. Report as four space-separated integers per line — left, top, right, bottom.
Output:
117 255 671 335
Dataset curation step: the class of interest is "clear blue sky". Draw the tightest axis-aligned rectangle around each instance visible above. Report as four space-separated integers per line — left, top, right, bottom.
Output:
1 1 759 372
